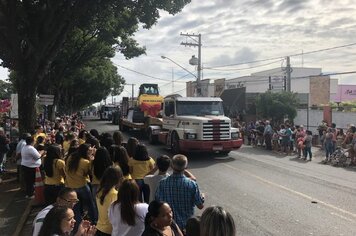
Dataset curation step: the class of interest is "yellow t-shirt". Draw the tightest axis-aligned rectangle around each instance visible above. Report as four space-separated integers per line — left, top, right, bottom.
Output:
96 188 118 234
63 140 71 154
65 157 90 188
124 174 132 180
33 132 47 142
128 157 155 179
79 138 86 145
44 159 65 185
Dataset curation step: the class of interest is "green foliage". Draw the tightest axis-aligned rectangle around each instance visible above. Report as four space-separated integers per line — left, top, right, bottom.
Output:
0 0 191 132
57 58 124 113
256 91 299 123
0 79 14 99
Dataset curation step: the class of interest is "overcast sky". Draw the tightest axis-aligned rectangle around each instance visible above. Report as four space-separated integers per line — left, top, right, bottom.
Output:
1 0 356 103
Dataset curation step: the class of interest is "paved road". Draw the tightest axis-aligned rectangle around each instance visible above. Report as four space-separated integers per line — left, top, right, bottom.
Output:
86 117 356 236
14 117 356 236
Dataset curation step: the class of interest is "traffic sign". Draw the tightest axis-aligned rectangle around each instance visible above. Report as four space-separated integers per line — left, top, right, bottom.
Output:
38 94 54 105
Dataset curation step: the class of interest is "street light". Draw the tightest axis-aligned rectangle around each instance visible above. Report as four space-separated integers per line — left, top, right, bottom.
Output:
161 56 197 79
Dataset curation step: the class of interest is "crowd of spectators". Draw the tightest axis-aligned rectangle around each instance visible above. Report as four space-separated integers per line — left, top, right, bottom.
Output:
235 119 356 164
6 114 236 236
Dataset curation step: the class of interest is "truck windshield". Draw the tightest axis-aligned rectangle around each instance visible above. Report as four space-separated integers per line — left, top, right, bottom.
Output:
176 101 224 116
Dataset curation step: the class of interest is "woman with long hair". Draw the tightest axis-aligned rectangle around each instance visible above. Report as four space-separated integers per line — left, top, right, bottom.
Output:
63 132 75 155
91 146 113 199
78 130 87 145
126 137 138 158
43 144 65 205
142 200 183 236
38 205 76 236
110 145 131 179
38 205 96 236
65 143 97 226
108 179 148 236
128 144 155 203
96 166 123 236
112 131 124 147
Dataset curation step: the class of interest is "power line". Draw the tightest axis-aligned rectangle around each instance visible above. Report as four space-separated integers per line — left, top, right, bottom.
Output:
205 59 283 71
115 63 171 82
289 42 356 57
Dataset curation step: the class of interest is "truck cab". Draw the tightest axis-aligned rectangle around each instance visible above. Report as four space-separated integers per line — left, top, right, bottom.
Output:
150 94 243 155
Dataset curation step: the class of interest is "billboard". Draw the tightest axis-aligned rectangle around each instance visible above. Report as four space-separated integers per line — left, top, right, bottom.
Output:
214 78 225 97
332 85 356 102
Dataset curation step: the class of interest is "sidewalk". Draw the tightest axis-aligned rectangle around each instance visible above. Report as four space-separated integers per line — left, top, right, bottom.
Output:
0 162 33 236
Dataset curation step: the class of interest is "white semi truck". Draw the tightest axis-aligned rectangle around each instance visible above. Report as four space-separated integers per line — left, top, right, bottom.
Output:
148 94 243 155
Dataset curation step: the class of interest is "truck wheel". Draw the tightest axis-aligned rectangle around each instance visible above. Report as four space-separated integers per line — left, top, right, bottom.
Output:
171 132 180 154
148 129 158 144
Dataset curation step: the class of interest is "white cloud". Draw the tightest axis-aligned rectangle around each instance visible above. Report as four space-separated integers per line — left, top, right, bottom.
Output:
2 0 356 101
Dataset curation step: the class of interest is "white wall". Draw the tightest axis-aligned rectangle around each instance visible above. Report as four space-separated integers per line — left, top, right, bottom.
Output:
294 109 355 134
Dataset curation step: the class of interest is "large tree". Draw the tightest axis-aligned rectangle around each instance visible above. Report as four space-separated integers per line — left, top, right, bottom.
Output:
57 58 124 114
256 91 299 124
0 0 190 133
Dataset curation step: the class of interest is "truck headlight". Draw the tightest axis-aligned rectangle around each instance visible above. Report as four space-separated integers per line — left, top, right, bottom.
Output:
231 132 240 140
184 133 197 140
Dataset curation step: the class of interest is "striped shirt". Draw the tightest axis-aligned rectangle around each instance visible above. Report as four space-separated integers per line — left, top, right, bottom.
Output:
155 173 204 229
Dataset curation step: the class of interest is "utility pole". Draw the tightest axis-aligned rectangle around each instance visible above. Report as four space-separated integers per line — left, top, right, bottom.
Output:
286 56 292 92
180 33 202 96
125 84 135 106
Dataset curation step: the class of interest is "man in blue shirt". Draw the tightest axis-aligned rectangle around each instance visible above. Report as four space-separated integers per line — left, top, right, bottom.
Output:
155 154 204 230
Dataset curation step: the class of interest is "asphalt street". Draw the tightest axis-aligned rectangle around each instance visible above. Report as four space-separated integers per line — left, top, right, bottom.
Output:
8 116 356 236
85 117 356 236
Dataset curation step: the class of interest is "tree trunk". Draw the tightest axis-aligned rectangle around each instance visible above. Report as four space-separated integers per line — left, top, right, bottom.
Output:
17 82 37 134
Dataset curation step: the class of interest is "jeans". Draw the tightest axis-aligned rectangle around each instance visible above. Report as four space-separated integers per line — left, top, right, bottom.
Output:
21 165 36 196
304 147 312 160
73 184 98 228
325 142 334 158
135 179 150 203
264 134 272 150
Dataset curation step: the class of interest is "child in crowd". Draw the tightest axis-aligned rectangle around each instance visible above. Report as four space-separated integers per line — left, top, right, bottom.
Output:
303 130 313 161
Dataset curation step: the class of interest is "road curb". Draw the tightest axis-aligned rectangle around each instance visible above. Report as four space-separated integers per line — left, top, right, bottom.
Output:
12 199 33 236
0 177 17 184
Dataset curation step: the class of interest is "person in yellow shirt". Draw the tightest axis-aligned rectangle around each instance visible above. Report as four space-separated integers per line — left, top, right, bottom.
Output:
63 132 75 155
33 125 47 144
110 145 132 180
65 143 97 226
96 166 123 236
126 137 138 158
43 144 65 205
91 147 113 200
128 144 155 203
78 130 87 145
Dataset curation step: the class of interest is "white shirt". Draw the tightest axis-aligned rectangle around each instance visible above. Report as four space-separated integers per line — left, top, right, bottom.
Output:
15 139 27 165
108 202 148 236
32 204 54 236
144 173 169 203
21 145 41 168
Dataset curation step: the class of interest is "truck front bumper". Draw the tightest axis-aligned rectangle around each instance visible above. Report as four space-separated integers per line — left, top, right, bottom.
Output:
179 139 243 152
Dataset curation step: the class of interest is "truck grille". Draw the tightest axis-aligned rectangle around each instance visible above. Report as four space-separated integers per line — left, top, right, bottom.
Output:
202 120 230 140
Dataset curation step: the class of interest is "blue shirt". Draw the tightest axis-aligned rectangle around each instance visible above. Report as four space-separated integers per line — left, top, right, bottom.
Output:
155 173 204 230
